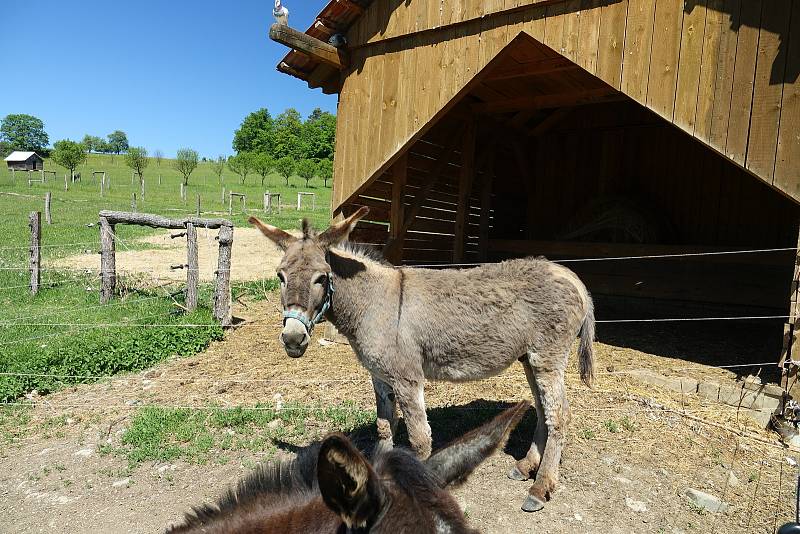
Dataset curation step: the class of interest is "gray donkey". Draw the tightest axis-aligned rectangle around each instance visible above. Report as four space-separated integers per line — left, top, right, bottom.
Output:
249 207 595 513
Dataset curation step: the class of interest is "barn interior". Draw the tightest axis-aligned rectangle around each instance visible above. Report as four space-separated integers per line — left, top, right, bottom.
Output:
341 34 800 381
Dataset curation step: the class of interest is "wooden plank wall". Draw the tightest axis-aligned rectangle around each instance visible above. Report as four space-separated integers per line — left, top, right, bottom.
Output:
332 0 800 213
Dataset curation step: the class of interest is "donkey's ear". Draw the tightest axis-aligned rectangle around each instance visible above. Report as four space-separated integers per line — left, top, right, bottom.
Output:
248 216 297 251
318 433 384 529
318 207 369 248
425 400 531 487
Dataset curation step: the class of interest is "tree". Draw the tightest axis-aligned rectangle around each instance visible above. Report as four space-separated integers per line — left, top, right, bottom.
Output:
253 153 275 186
228 152 254 184
296 159 317 188
275 156 296 186
233 109 274 154
173 148 199 185
81 135 102 153
1 114 49 151
107 130 129 154
51 140 87 180
272 109 304 160
211 156 225 183
317 158 333 187
124 146 149 187
0 141 12 158
301 109 336 160
153 149 164 167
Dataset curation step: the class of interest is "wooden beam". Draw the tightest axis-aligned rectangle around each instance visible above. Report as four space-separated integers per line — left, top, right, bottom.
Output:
484 58 579 82
269 23 347 69
511 140 535 240
453 120 477 262
386 154 407 264
528 107 574 137
472 88 623 114
478 147 496 262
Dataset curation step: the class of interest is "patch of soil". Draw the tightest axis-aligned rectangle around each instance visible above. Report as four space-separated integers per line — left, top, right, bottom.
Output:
1 294 797 533
52 228 297 282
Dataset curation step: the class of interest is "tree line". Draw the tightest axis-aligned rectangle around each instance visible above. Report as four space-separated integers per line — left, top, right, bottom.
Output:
227 107 335 188
1 107 338 189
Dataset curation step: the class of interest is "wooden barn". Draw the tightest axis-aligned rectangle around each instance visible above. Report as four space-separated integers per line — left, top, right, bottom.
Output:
4 151 44 171
271 1 800 391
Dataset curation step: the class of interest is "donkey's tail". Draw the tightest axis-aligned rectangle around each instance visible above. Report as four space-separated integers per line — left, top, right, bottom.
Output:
578 297 596 388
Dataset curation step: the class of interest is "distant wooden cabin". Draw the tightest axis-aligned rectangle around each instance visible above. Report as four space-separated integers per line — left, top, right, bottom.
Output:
4 151 44 171
271 1 800 386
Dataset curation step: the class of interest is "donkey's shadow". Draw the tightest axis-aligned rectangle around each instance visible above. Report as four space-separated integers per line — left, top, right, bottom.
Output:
275 400 535 461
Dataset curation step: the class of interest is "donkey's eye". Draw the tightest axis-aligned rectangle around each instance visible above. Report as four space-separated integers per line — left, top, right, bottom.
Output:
277 272 286 285
313 274 327 286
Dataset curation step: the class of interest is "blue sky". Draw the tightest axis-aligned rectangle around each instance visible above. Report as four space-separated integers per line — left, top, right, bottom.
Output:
0 0 336 158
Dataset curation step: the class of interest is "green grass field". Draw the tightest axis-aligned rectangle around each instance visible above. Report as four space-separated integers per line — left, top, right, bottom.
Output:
0 153 331 401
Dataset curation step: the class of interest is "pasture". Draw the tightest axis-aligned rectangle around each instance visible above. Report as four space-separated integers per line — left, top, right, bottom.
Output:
0 153 798 533
0 153 330 400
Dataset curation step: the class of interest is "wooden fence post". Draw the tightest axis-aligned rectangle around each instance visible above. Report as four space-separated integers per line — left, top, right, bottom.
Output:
99 216 116 304
158 174 162 185
131 193 137 212
221 187 225 206
100 174 105 197
264 191 269 212
180 183 185 202
186 222 199 312
140 177 145 200
29 212 40 295
44 192 52 225
213 224 233 326
64 174 68 191
196 194 201 217
228 192 233 215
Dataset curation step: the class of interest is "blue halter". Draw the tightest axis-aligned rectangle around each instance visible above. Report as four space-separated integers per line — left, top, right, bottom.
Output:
282 275 334 334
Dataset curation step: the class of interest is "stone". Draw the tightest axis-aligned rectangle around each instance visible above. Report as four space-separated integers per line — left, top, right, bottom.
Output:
613 476 632 484
143 370 162 379
112 478 131 488
267 419 283 430
74 448 93 458
625 497 648 513
697 381 721 400
726 471 739 488
574 513 583 522
685 488 728 513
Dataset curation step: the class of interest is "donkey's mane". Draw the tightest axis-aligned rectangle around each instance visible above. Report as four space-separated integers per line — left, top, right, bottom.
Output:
332 240 391 266
175 442 321 528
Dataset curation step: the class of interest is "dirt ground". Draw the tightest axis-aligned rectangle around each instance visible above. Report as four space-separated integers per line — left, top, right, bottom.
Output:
52 227 296 282
1 290 798 534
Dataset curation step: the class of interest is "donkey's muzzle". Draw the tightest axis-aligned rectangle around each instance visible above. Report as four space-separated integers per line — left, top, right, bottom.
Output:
281 318 309 358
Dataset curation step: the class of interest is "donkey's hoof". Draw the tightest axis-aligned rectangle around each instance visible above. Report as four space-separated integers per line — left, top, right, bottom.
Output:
507 466 530 482
521 494 546 513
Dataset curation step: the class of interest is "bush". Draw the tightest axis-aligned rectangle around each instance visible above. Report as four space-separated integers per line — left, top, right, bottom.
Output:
0 310 223 401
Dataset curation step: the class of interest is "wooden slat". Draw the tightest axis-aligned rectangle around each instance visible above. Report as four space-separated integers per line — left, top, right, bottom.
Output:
562 0 582 62
725 0 762 165
544 2 567 54
620 0 656 103
707 0 740 150
774 1 800 198
694 0 725 142
472 87 621 113
746 0 793 182
673 0 708 131
596 0 628 90
576 0 603 75
646 0 684 119
377 40 401 166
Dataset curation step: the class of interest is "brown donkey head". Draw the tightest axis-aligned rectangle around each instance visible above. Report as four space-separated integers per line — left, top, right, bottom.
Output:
168 401 530 534
249 207 369 357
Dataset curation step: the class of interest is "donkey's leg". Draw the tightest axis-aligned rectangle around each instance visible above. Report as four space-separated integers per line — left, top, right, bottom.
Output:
372 375 398 449
508 357 547 482
522 367 568 512
395 380 432 459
